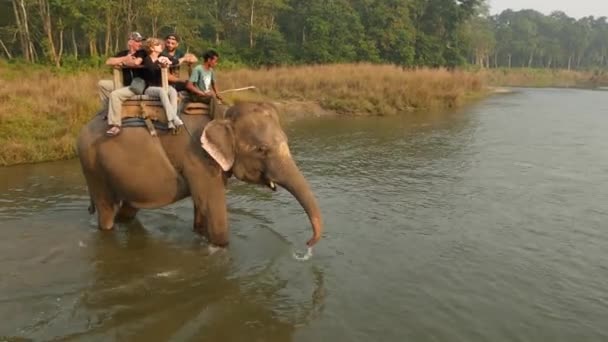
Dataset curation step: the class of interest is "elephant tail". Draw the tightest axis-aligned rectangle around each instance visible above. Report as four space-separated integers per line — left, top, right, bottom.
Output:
88 200 96 215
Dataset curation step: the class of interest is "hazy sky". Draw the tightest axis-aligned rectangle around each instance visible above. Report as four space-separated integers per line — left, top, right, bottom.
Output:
489 0 608 18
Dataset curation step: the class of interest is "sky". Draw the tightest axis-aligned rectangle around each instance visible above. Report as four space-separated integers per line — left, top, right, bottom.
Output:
489 0 608 19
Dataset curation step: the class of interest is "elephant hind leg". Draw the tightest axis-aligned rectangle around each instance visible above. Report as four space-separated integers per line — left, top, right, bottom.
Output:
116 202 139 222
81 169 113 227
97 206 116 230
96 198 118 230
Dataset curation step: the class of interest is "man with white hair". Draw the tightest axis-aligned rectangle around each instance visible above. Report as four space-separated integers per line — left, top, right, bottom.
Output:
98 32 148 136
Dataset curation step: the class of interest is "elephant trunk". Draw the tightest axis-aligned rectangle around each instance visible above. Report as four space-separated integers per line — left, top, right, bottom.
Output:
273 158 323 247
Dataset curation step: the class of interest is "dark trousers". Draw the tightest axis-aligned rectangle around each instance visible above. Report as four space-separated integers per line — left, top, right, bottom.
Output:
171 81 187 92
187 94 219 119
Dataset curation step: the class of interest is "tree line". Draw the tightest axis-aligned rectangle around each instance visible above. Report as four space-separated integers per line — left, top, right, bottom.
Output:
0 0 606 70
470 9 608 70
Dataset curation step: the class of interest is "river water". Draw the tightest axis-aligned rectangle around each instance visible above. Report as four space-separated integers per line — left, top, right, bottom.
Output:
1 88 608 341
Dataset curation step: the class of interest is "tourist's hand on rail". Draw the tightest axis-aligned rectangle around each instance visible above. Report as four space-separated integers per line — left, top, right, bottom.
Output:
158 56 172 67
121 55 136 67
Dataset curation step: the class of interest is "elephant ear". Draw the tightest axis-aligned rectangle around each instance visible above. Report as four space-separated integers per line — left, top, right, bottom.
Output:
201 120 235 171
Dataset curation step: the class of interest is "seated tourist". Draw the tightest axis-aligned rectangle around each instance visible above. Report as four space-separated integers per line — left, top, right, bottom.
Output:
102 32 147 136
161 33 197 92
141 38 183 129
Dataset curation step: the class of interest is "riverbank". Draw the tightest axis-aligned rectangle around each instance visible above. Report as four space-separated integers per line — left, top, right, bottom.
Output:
2 61 607 166
0 64 102 166
0 62 486 166
478 68 608 88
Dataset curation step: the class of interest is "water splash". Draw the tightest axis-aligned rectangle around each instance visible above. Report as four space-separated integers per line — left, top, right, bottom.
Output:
293 247 313 261
208 244 223 255
156 270 179 278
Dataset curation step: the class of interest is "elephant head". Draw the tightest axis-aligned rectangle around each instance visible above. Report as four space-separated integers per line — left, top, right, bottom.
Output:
200 102 323 247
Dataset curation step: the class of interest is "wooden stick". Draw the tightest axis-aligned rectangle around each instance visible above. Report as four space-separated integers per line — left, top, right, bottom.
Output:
113 68 123 89
161 67 169 92
218 86 257 94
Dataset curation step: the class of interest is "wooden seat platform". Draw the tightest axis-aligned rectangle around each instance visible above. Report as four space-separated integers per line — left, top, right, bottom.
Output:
121 99 167 123
120 97 211 123
113 68 212 123
182 102 210 115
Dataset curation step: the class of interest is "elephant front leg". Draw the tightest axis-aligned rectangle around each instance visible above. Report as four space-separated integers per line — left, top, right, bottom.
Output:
186 161 229 246
205 194 230 247
192 195 229 247
193 204 208 237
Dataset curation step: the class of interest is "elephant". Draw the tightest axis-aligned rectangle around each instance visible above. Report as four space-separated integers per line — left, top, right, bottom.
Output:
76 102 322 247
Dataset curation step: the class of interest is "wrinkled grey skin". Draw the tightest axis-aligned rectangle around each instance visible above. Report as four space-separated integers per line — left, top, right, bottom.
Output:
77 102 322 247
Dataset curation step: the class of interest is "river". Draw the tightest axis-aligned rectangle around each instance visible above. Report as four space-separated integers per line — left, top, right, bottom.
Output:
1 88 608 341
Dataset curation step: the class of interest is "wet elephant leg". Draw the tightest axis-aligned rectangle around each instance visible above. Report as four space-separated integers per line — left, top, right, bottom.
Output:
85 177 118 230
97 199 118 230
185 156 229 246
116 202 139 221
193 204 208 237
88 199 96 214
207 223 229 247
205 192 229 246
190 187 228 246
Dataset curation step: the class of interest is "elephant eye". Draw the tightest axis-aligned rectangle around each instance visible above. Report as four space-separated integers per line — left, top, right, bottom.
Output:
256 145 269 154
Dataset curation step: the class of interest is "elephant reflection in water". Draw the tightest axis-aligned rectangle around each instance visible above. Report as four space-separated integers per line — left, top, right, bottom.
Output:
69 219 325 340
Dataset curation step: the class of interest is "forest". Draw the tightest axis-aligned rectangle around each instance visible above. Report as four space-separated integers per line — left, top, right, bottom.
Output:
0 0 607 70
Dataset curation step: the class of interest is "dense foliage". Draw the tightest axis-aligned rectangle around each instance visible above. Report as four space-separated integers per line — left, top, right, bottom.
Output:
0 0 606 70
472 9 608 70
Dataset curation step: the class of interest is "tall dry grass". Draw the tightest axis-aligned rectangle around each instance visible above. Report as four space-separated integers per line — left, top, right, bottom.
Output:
477 68 608 88
222 64 486 115
0 62 486 166
0 63 101 166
